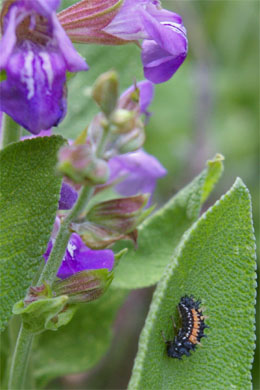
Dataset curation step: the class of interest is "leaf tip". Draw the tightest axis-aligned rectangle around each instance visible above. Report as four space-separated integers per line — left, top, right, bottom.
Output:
230 177 252 200
201 153 224 204
233 176 246 189
207 153 225 166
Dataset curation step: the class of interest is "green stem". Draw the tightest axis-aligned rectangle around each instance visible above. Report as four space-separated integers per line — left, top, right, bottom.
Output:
1 114 21 148
8 325 33 390
2 316 21 388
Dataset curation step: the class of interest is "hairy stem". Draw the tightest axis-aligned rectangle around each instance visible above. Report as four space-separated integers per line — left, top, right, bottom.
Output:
1 114 21 148
8 325 33 390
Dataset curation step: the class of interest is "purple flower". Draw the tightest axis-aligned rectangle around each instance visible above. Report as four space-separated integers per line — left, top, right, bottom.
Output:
58 181 78 210
108 149 167 203
0 0 87 134
103 0 188 83
44 231 114 280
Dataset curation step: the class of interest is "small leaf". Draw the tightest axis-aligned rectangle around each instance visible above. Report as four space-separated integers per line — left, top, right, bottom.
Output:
129 178 256 390
33 289 126 387
13 295 73 334
0 136 66 331
112 154 224 289
201 153 224 203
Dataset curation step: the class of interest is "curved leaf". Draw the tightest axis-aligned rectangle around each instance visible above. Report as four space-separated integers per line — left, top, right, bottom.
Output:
129 178 256 390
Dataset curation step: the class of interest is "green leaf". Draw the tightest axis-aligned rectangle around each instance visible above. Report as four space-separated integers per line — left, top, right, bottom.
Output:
33 289 126 388
0 136 65 331
128 178 256 390
112 154 224 289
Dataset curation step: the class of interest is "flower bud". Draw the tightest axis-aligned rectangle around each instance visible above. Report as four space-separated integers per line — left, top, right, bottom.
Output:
57 143 109 184
70 221 137 249
92 70 119 118
52 269 113 304
88 194 152 233
24 282 52 306
117 81 154 119
118 84 140 111
110 109 136 134
113 123 145 155
88 113 107 154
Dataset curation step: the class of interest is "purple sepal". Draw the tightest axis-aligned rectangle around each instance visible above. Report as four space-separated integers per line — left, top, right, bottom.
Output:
44 233 114 280
58 182 78 210
108 149 167 204
0 0 87 134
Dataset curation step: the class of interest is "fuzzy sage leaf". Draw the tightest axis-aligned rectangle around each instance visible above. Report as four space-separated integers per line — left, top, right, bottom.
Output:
129 178 256 390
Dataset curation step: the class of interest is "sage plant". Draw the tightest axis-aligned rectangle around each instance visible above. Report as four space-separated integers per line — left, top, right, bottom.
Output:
0 1 256 389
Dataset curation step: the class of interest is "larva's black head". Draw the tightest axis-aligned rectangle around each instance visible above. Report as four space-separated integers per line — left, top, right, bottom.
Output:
180 295 201 310
166 339 195 359
166 341 184 359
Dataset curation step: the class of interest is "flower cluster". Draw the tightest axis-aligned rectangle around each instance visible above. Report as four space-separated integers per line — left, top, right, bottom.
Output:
0 0 185 306
46 78 166 292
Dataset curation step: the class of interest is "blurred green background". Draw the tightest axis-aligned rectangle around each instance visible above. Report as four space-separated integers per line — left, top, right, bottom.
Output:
50 0 259 388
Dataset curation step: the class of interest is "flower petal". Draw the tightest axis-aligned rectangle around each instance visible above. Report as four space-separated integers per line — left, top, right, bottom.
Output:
108 149 167 203
0 6 18 68
141 39 187 83
44 232 114 280
26 0 61 17
118 80 154 114
51 13 88 72
0 45 67 133
57 233 114 279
